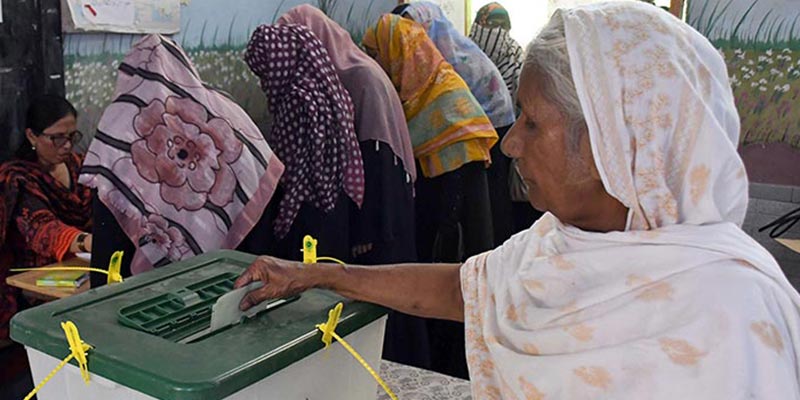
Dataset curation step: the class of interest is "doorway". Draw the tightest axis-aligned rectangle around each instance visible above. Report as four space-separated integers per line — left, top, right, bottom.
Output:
0 0 65 162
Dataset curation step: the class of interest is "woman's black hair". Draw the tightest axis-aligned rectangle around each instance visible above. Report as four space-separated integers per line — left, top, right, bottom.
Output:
15 94 78 161
391 4 410 16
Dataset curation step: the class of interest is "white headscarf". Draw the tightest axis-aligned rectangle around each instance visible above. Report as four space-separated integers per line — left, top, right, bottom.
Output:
461 3 800 399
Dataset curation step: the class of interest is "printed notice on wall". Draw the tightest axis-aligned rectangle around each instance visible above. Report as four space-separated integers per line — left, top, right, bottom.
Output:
64 0 180 33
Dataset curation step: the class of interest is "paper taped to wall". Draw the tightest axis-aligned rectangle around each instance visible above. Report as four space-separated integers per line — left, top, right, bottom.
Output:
81 0 135 27
65 0 180 33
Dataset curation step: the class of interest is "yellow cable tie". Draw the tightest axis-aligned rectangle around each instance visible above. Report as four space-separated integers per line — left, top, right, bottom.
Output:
23 321 92 400
12 251 125 284
11 266 113 275
23 353 76 400
315 256 346 266
12 251 126 284
328 330 398 400
316 303 398 400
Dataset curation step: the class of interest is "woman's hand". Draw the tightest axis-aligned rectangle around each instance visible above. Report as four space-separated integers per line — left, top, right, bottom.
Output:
234 256 315 311
233 255 465 321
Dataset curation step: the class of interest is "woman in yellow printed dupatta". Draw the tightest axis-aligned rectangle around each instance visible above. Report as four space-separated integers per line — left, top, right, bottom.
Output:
363 14 497 179
364 14 498 379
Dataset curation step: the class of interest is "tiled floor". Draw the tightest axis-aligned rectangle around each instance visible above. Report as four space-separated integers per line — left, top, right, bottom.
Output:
744 183 800 289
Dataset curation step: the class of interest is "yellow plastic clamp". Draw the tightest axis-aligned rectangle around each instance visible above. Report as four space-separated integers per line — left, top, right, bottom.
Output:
302 235 318 264
316 303 397 400
318 302 343 348
107 251 124 284
62 321 92 383
23 321 92 400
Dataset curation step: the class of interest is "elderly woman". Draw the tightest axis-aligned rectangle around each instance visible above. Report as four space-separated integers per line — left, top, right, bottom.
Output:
236 3 800 398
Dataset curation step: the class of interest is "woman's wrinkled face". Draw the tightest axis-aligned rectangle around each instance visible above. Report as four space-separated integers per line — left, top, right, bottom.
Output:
26 114 78 166
501 67 605 223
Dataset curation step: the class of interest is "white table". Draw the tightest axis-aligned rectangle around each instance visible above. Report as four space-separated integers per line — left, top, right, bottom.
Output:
378 360 472 399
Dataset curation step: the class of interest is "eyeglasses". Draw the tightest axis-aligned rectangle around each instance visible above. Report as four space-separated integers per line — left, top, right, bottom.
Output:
34 130 83 148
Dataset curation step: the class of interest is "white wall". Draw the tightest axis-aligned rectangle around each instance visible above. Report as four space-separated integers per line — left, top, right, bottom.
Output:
469 0 672 46
469 0 548 45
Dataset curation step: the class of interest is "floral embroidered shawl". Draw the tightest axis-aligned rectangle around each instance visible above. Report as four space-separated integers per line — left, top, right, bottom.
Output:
461 3 800 399
80 34 284 274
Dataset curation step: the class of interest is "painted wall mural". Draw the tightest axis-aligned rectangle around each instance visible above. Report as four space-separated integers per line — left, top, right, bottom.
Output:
64 0 397 149
688 0 800 186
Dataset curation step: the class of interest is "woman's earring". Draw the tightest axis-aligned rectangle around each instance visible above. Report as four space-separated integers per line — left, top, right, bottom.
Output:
32 145 36 150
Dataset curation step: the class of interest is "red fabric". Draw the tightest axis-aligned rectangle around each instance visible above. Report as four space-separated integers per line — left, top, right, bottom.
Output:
54 226 82 262
0 153 92 339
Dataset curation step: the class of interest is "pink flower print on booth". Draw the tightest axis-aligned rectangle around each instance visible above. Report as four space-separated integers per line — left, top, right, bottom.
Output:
130 96 243 211
140 213 188 261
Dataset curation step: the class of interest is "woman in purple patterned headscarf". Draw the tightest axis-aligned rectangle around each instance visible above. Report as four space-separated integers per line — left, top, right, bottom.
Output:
276 6 417 264
278 5 426 369
244 24 365 240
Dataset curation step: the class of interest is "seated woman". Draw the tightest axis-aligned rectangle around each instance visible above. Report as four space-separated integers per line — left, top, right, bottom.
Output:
396 2 519 247
0 95 93 338
235 3 800 398
276 5 427 368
